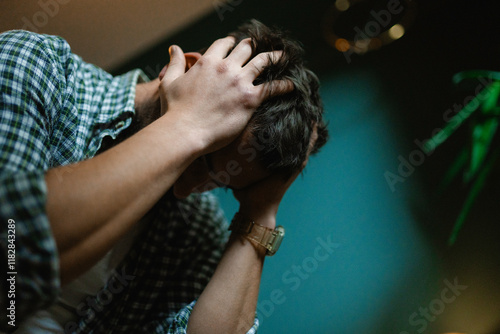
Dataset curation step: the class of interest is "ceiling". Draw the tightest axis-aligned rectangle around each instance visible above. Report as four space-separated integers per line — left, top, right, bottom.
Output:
0 0 217 70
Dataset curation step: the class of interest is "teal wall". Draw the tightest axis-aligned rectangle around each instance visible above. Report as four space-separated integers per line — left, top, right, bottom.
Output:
213 69 440 333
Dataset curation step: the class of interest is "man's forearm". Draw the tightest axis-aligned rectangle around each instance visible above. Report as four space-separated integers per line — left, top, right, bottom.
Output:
45 114 203 284
187 213 275 334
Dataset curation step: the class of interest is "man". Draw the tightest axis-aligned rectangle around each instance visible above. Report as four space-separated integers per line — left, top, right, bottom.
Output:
0 20 327 333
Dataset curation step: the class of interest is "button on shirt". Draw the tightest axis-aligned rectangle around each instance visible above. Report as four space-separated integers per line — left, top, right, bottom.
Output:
0 30 258 333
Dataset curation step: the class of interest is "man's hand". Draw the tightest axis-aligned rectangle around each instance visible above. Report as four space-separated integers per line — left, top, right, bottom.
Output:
233 125 319 227
233 170 298 228
158 37 293 155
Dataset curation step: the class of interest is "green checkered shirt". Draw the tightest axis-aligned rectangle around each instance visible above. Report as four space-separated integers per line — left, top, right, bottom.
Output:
0 30 258 333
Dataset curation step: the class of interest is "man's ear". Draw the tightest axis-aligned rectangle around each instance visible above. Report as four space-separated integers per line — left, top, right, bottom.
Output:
184 52 202 70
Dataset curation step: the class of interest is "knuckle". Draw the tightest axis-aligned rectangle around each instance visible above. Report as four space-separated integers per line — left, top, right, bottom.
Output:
196 56 209 67
217 36 235 47
239 38 253 48
240 87 257 107
251 54 267 69
229 74 249 95
230 72 242 84
259 52 271 61
216 62 229 74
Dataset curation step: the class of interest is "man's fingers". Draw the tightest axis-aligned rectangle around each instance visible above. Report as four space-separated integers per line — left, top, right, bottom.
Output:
225 38 253 66
161 45 186 86
158 64 168 81
254 79 295 101
302 124 319 169
268 79 295 96
244 50 283 79
203 36 236 58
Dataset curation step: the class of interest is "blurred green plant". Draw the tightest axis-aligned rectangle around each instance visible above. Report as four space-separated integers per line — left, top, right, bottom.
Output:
423 70 500 246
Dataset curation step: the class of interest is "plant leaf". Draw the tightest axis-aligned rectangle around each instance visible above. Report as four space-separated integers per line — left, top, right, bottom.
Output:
465 117 499 181
448 147 500 245
480 81 500 114
424 93 484 153
437 147 468 195
453 70 500 88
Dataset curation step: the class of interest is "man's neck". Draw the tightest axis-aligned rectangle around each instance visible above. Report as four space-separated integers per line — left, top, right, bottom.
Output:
134 78 162 129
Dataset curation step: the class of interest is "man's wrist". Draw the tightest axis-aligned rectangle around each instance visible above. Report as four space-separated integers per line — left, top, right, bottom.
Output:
229 212 284 256
153 113 206 159
236 208 276 229
229 233 268 258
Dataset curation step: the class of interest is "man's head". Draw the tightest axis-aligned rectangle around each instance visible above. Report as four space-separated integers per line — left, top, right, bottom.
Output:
173 19 328 198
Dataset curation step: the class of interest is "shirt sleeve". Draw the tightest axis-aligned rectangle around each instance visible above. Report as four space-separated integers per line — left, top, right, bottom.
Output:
156 300 259 334
0 30 70 324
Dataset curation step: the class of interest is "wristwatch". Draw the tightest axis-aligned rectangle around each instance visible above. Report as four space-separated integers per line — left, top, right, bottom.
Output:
229 213 285 256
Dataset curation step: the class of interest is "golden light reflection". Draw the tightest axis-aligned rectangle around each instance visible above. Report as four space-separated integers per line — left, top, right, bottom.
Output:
323 0 417 56
388 24 405 40
335 0 350 12
354 39 370 52
335 38 350 52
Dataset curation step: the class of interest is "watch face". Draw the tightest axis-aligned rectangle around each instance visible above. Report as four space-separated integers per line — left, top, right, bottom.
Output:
268 225 285 256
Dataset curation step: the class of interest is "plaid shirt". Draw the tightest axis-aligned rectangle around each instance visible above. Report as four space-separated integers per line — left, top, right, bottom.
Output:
0 30 258 333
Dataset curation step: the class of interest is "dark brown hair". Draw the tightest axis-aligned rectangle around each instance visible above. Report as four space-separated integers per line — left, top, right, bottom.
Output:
229 19 329 175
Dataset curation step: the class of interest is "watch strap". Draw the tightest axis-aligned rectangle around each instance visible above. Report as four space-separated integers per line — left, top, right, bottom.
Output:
229 213 285 256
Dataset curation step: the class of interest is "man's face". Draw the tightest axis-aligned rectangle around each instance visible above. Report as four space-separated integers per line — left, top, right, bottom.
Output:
173 131 271 199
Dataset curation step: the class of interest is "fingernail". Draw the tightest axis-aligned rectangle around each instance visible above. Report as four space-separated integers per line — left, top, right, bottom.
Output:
169 45 176 57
